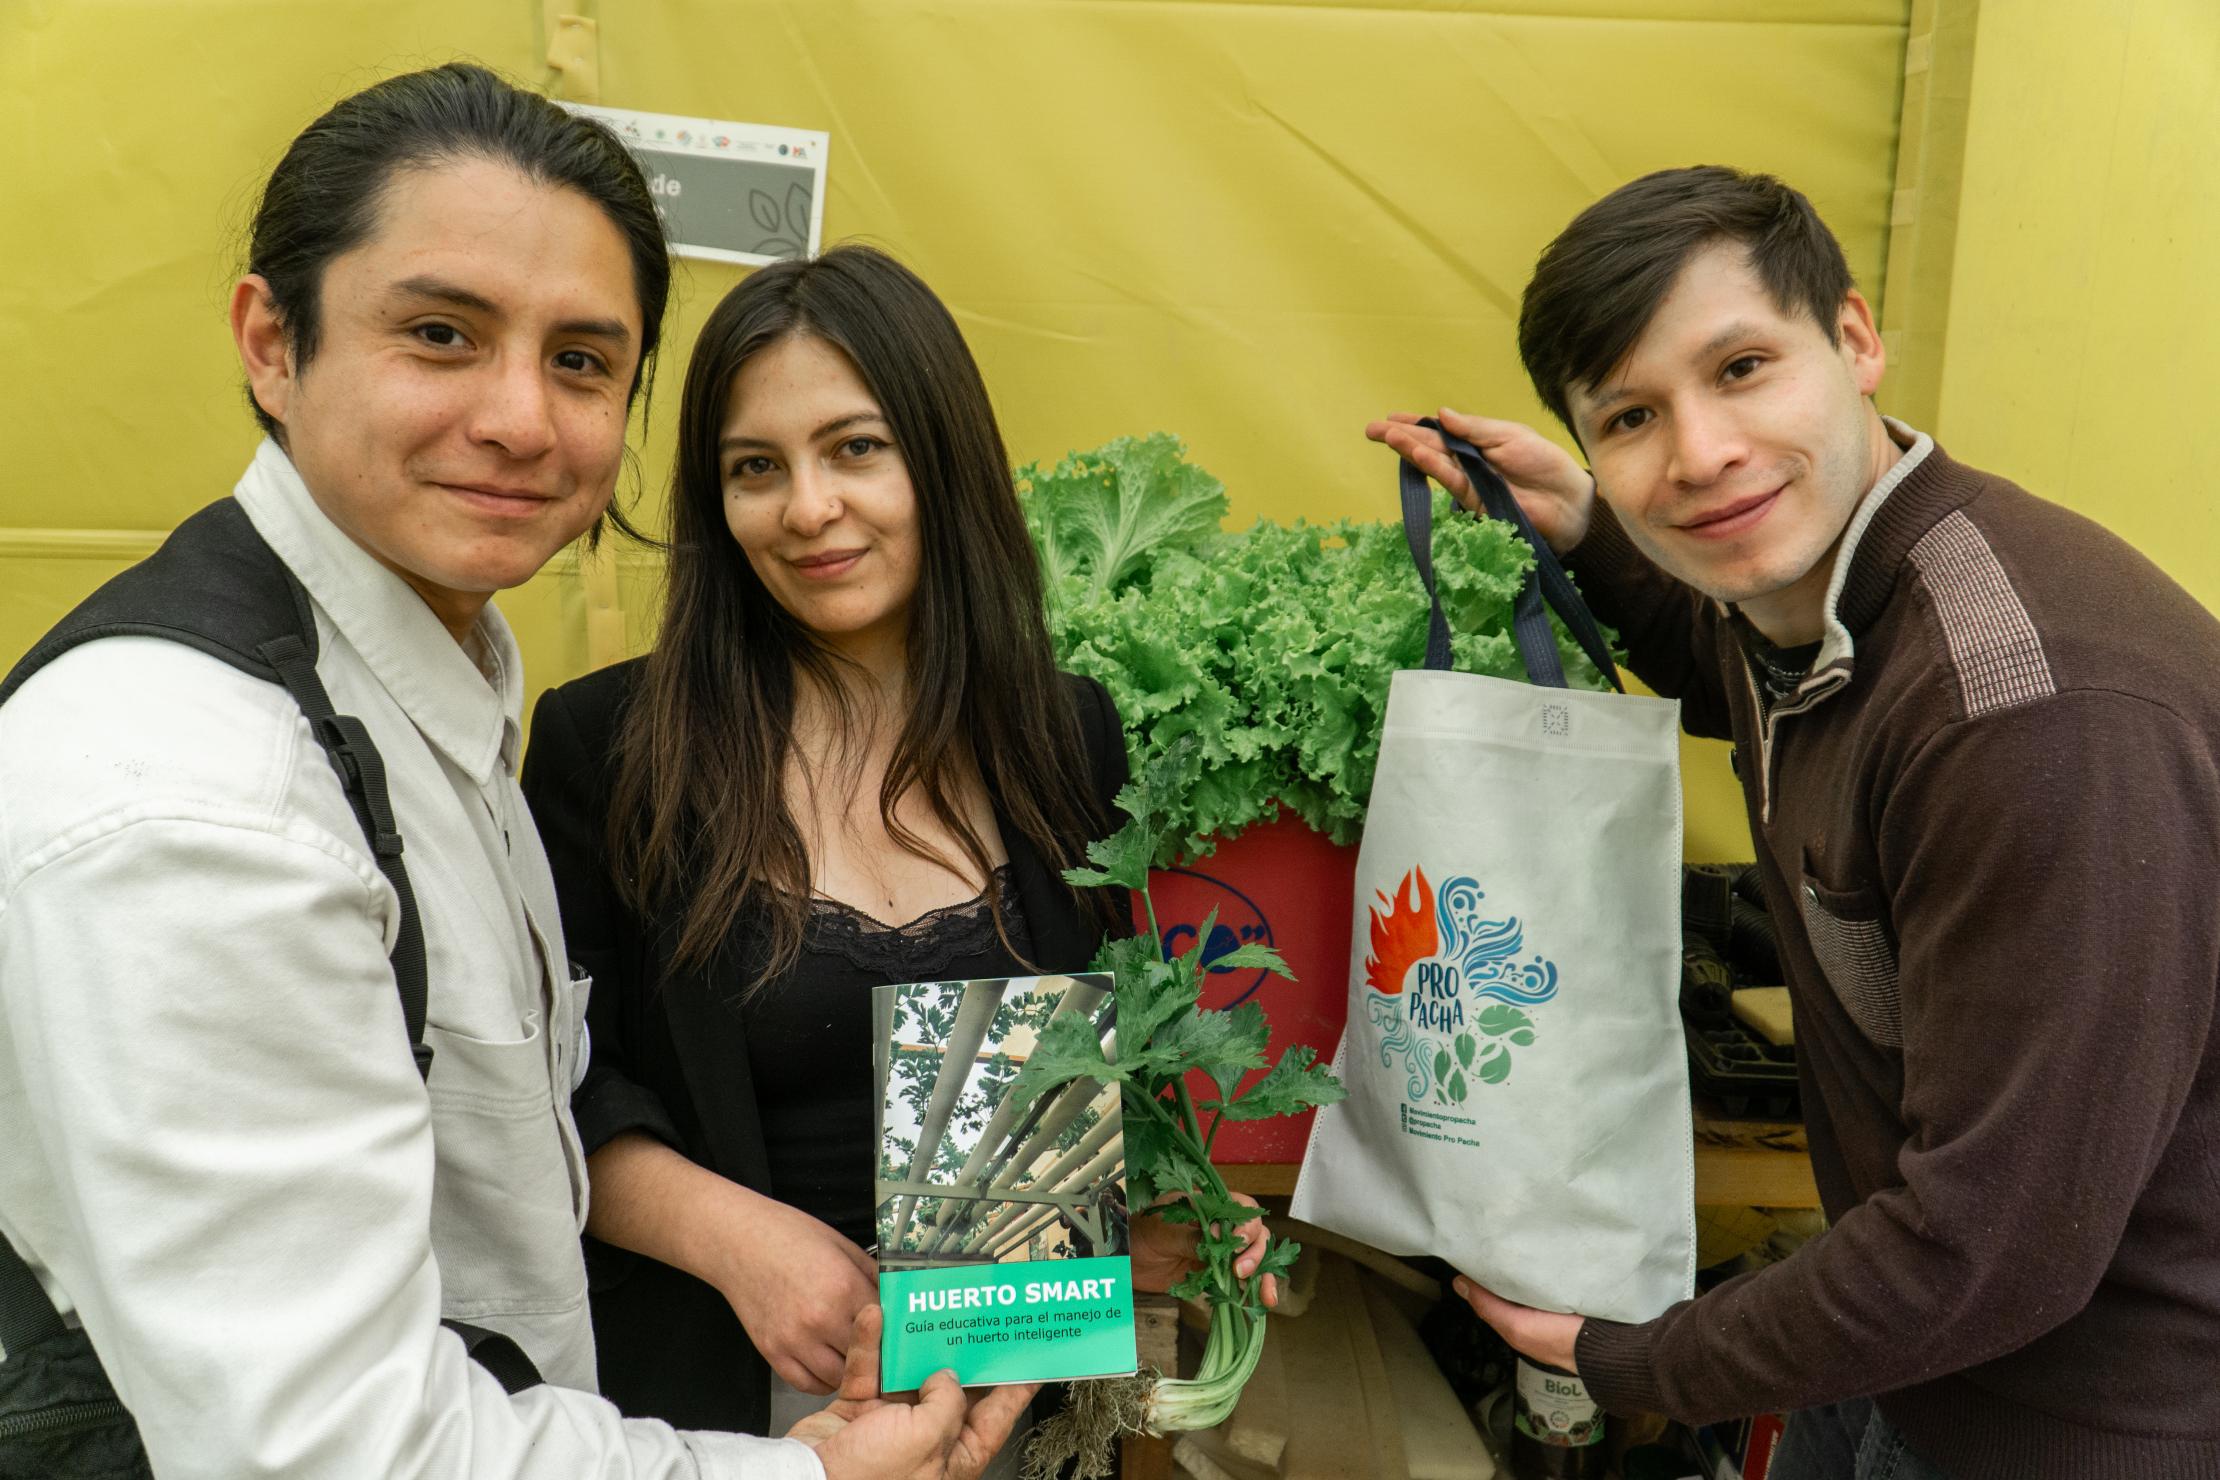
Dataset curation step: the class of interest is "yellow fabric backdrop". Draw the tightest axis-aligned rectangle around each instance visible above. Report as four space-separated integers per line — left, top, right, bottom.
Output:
1928 0 2220 609
1 1 1917 860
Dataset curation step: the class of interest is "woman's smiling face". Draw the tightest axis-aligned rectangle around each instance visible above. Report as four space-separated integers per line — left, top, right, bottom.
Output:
719 332 923 652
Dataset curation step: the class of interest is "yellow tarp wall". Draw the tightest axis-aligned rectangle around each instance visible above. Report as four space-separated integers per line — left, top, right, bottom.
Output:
1924 0 2220 610
2 1 1917 861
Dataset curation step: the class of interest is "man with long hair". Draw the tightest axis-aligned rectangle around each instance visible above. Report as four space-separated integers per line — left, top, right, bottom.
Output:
0 64 1022 1480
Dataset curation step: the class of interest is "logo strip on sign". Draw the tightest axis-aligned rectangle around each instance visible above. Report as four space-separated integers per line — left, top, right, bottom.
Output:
563 103 830 267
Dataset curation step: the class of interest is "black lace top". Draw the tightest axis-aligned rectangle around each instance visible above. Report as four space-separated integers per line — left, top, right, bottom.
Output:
739 867 1035 1248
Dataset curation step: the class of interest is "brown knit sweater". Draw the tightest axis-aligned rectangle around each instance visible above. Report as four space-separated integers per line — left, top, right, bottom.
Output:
1566 434 2220 1479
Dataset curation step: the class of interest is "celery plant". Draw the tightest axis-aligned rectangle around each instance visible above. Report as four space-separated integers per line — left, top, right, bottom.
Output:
1014 742 1346 1474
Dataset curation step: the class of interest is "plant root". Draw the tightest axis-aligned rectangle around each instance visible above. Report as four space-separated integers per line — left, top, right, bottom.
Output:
1018 1371 1157 1480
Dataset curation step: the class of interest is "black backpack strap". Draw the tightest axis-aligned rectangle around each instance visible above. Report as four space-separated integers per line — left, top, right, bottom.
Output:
1 500 433 1079
255 636 433 1078
0 498 541 1394
2 1240 543 1395
440 1319 544 1395
0 1234 66 1355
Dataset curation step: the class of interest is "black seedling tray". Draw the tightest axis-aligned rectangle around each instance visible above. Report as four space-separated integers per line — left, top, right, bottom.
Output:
1685 1019 1800 1120
1682 866 1800 1120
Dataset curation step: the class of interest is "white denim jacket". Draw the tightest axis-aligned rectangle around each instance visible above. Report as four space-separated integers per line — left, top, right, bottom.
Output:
0 441 819 1479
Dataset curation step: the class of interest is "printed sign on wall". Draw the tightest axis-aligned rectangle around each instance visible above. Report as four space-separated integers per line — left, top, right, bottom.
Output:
564 103 828 266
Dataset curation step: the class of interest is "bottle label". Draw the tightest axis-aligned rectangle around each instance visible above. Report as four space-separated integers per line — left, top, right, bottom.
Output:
1513 1361 1604 1448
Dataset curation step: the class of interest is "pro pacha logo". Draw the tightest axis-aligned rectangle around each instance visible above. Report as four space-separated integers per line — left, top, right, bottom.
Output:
1363 868 1560 1105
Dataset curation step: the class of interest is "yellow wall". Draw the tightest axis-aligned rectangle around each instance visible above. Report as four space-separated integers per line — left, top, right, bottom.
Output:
1917 0 2220 611
2 1 1916 861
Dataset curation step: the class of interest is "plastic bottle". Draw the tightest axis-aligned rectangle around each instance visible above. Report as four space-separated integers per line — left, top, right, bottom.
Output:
1510 1357 1608 1478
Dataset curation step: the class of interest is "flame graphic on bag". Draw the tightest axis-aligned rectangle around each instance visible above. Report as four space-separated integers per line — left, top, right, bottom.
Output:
1364 868 1438 995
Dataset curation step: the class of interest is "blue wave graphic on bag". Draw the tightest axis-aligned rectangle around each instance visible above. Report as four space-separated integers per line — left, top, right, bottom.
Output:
1362 868 1559 1104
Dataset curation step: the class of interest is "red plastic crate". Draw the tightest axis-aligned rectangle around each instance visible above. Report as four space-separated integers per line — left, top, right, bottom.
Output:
1136 816 1358 1162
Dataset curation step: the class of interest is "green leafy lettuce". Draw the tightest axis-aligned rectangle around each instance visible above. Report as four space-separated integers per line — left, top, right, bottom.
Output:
1019 434 1618 863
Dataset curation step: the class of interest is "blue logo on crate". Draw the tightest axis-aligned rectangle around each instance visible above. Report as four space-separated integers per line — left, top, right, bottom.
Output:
1157 867 1276 1006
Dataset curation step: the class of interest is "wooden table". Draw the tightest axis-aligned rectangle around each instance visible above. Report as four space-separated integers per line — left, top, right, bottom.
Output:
1688 1104 1820 1209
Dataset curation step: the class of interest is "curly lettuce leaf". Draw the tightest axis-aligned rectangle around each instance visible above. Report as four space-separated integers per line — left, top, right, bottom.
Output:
1017 433 1229 601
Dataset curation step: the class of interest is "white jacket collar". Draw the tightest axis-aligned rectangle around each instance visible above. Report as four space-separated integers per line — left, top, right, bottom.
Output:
232 438 522 784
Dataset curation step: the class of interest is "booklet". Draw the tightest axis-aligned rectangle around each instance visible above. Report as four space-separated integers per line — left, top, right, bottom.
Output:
873 972 1138 1391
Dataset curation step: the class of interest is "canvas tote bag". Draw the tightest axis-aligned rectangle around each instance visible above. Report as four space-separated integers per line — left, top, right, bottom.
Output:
1291 425 1695 1324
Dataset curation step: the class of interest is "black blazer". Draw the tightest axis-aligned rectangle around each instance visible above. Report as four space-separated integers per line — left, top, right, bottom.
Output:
520 659 1128 1434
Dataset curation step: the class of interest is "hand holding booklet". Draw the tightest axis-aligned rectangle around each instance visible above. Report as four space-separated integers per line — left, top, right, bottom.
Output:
872 973 1139 1390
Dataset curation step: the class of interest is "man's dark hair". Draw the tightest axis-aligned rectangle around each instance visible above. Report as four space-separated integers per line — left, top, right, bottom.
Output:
1517 166 1854 437
243 62 670 439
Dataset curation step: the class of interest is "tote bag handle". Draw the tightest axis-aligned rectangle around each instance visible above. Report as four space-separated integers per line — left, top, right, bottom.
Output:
1397 417 1622 691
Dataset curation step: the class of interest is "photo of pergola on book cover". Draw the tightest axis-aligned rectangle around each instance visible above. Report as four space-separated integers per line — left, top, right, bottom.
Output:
872 973 1137 1390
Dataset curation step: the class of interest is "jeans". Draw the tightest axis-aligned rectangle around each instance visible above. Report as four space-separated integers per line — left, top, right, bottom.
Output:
1768 1397 1954 1480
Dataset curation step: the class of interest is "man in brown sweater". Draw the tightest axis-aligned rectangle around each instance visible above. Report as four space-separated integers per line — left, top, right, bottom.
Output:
1371 167 2220 1479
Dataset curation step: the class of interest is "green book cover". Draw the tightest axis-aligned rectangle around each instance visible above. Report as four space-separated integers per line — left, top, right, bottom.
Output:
873 973 1137 1391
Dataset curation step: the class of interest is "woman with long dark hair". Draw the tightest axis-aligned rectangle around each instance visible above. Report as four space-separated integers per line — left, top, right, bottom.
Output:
522 245 1266 1439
